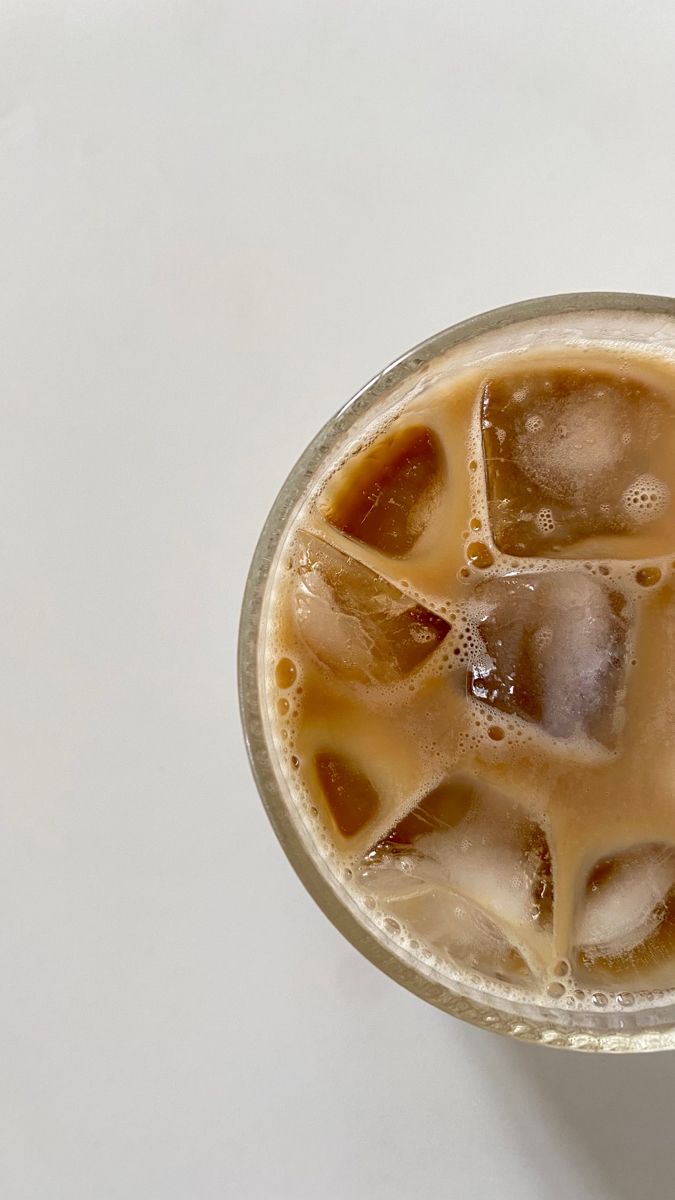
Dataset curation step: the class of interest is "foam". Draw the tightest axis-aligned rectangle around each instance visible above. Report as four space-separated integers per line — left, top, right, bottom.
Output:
622 474 670 525
536 507 556 535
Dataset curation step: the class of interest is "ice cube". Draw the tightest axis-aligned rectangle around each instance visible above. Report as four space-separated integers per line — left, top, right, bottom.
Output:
575 845 675 986
481 366 675 557
321 424 444 557
467 572 628 746
390 889 532 984
356 774 553 976
292 532 449 684
314 751 380 838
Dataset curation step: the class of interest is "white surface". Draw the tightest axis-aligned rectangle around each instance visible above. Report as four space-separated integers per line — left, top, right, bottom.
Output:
3 3 675 1197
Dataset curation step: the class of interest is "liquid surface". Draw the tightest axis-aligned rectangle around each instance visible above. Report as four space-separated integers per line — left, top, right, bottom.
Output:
266 348 675 1010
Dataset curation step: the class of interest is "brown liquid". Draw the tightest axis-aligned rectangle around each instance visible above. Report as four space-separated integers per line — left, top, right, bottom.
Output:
267 348 675 1006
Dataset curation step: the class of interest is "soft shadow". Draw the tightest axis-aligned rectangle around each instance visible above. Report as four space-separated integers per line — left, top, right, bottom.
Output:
472 1029 675 1200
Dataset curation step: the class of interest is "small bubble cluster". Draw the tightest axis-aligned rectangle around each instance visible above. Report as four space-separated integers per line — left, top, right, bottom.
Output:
536 507 556 535
622 474 670 525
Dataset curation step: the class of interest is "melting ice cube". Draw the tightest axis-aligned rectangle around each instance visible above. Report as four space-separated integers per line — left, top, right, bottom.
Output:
467 572 628 747
292 532 449 684
481 366 675 557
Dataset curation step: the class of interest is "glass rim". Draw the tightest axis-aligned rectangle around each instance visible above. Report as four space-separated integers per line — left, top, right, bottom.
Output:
239 291 675 1053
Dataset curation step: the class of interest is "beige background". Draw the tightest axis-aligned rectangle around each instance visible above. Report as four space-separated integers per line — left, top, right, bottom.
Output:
2 2 675 1197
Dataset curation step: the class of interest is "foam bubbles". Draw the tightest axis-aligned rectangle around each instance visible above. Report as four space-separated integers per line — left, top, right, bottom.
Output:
622 474 670 525
536 507 556 535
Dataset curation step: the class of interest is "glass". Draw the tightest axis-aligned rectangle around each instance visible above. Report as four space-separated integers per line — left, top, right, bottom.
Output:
239 292 675 1052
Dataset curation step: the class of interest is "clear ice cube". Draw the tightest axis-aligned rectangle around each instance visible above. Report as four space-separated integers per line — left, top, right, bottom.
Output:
391 889 532 983
481 366 675 557
292 532 449 684
356 775 553 979
467 572 628 746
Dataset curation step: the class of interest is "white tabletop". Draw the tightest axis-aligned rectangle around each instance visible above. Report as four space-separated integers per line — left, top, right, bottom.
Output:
4 3 675 1197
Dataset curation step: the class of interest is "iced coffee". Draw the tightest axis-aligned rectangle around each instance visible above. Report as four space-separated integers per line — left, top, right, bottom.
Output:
265 344 675 1011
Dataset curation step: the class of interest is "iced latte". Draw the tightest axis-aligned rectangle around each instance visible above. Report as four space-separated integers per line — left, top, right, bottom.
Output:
242 297 675 1046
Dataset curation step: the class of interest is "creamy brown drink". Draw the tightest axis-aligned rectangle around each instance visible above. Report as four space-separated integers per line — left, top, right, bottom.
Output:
265 342 675 1013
